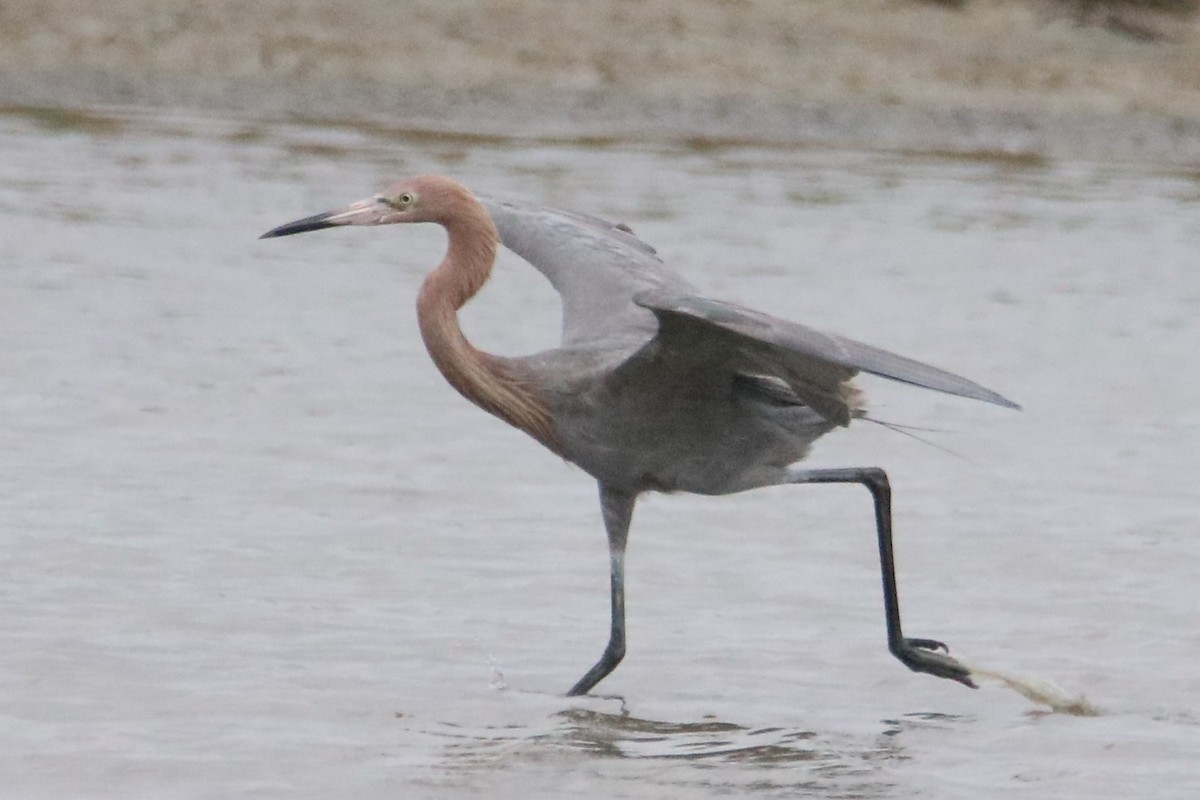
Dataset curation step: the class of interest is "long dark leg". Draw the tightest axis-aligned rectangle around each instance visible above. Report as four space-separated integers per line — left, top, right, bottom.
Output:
785 466 976 688
567 484 636 696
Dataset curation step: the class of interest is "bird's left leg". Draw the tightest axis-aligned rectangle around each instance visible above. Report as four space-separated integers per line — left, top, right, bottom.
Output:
784 466 976 688
566 485 636 696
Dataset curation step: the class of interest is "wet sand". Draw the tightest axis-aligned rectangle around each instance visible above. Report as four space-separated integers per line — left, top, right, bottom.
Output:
2 0 1200 162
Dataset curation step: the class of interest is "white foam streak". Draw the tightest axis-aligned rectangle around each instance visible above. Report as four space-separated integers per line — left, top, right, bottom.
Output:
964 660 1103 716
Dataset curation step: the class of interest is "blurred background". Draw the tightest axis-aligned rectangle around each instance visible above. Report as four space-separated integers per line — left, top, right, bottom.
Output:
2 0 1200 155
2 2 1198 799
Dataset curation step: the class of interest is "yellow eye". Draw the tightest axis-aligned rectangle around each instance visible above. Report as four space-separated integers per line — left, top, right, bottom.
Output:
397 192 415 206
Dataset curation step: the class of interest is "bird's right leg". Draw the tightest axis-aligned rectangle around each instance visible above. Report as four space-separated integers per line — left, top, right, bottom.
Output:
566 485 635 696
784 466 976 688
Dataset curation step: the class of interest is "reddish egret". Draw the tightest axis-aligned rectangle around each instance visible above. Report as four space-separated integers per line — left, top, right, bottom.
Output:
261 175 1017 695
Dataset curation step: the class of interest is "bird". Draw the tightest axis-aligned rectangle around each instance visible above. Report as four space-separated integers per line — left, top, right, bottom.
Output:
260 174 1018 696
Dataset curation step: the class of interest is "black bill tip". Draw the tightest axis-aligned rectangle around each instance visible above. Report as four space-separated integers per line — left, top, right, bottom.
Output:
259 212 339 239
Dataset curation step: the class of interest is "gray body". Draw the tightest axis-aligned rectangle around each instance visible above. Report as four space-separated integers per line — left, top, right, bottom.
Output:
516 343 836 496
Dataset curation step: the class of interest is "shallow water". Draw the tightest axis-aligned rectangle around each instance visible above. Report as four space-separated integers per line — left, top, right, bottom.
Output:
1 107 1198 799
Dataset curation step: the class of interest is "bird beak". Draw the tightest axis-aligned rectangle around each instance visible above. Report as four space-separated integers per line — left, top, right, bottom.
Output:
259 196 392 239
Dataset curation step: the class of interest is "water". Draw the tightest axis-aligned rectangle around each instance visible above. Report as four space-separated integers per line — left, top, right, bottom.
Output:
1 107 1198 798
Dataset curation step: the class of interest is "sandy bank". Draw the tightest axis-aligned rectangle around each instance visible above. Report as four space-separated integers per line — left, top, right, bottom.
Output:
2 0 1199 162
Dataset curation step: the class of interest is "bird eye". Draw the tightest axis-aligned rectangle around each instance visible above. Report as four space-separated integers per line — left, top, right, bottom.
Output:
398 192 415 206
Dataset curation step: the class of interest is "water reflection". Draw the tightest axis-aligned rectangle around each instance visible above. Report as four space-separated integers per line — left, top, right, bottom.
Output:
554 709 820 763
424 707 913 796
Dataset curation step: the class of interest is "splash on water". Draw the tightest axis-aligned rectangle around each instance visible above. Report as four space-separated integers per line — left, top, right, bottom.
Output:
963 660 1102 716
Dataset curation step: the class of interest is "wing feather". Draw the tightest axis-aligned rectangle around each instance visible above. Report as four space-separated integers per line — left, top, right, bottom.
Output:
634 289 1019 424
477 194 1017 423
480 195 694 348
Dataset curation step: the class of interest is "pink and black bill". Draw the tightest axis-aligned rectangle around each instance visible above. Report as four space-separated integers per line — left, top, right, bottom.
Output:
259 212 342 239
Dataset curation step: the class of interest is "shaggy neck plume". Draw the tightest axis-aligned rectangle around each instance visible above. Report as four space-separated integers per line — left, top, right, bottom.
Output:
415 194 560 454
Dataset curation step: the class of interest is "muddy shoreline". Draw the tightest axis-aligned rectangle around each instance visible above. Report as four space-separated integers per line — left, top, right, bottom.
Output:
2 1 1199 163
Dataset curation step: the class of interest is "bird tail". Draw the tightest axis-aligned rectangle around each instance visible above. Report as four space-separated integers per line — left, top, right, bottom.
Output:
860 414 971 462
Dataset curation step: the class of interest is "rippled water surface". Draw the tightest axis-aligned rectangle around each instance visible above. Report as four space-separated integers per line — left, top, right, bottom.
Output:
2 108 1198 798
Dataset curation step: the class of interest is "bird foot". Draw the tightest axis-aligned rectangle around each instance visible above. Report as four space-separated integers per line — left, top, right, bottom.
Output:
894 637 977 688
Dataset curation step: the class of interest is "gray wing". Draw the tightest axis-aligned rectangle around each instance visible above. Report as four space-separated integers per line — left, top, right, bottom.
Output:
630 288 1020 425
479 195 696 348
478 194 1017 423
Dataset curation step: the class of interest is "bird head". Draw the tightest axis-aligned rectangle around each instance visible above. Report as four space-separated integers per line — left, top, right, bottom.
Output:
259 176 457 239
